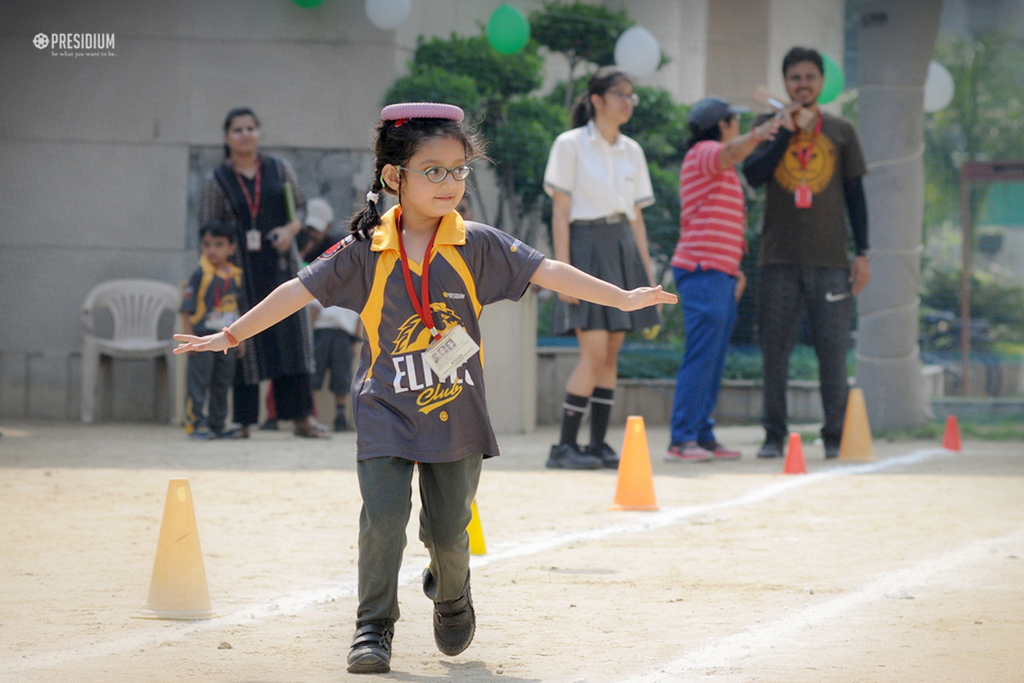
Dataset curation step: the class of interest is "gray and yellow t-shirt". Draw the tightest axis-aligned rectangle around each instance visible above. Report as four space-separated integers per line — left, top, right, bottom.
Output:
754 111 867 269
298 206 545 463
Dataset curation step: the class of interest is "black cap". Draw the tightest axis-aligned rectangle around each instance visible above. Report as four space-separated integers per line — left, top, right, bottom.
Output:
688 97 750 133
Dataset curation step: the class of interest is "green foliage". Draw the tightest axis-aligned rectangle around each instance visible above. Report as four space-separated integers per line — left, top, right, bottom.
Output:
529 2 629 68
530 1 631 110
921 267 1024 344
384 66 484 116
412 34 543 108
622 87 689 165
488 98 568 214
924 32 1024 238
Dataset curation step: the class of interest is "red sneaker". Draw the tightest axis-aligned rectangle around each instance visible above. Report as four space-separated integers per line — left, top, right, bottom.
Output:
665 442 714 462
700 441 741 460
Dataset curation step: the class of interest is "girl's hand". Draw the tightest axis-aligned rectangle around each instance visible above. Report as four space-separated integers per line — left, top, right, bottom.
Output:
620 285 677 311
173 331 233 355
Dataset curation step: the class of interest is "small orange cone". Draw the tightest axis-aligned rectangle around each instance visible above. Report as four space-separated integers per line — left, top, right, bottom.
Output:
783 433 806 474
943 415 962 451
467 499 487 555
609 415 659 511
838 387 874 462
139 479 215 620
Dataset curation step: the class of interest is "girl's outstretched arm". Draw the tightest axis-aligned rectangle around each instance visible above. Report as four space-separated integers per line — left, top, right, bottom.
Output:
530 258 677 311
173 278 315 354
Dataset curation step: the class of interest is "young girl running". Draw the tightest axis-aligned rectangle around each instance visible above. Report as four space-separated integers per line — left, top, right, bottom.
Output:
173 102 676 675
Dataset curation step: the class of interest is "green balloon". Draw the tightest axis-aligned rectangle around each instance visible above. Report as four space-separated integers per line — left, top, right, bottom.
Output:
292 0 325 7
487 4 530 55
819 52 845 104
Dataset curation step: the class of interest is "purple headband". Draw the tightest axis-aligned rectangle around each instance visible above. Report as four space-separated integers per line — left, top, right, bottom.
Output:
380 102 465 127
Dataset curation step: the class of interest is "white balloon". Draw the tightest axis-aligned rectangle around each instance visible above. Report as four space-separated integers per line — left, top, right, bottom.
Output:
365 0 411 31
614 25 661 78
924 60 954 113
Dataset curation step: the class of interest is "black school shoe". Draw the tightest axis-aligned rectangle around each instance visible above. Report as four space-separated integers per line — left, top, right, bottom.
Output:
585 442 620 468
346 623 393 674
756 440 784 458
546 443 602 469
433 586 476 656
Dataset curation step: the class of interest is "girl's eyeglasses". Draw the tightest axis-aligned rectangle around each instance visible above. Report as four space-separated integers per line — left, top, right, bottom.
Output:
397 164 473 183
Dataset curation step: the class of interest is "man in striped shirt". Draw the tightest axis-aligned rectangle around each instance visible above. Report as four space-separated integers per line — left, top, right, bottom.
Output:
666 97 784 462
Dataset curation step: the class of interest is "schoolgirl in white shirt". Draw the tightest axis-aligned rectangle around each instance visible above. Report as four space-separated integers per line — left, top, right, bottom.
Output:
542 66 660 470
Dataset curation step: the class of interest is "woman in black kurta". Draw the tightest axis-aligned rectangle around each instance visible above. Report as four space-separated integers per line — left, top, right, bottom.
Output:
200 107 325 438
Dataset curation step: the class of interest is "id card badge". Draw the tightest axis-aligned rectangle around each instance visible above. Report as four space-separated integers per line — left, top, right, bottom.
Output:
424 325 479 379
795 185 813 209
246 229 262 252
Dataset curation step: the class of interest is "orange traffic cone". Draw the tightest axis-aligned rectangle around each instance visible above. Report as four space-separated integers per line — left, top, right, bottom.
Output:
943 415 962 451
467 499 487 555
139 479 215 620
838 387 874 462
609 416 659 511
783 432 806 474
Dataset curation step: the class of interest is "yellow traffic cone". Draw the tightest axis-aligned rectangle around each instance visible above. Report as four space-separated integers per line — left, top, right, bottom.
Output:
140 479 215 619
838 387 874 462
609 416 659 511
467 499 487 555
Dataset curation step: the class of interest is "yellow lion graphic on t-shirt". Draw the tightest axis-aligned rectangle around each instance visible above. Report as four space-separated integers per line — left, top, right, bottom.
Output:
391 302 463 355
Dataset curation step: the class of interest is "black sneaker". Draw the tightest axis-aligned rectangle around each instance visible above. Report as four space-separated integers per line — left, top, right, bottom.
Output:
824 440 841 459
756 440 784 458
433 586 475 656
346 623 393 674
546 443 602 470
258 418 278 431
333 414 348 432
585 442 620 468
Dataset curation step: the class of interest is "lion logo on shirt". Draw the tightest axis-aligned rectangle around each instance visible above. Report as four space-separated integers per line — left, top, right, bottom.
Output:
392 302 463 355
390 302 475 415
773 131 837 194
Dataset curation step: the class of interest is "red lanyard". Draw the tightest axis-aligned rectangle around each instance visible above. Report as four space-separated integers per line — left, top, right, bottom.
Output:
794 115 823 171
232 159 261 227
396 214 441 342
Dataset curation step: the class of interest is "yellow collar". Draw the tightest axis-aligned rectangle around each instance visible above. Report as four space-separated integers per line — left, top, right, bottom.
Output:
370 205 467 254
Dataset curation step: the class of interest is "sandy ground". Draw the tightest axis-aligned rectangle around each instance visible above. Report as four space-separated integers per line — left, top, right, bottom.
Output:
1 419 1023 682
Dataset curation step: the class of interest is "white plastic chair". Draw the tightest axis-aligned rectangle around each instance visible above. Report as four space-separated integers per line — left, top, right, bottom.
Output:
81 279 181 423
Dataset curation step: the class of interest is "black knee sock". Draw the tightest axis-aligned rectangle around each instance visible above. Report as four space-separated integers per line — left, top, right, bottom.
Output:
559 393 590 446
588 387 615 447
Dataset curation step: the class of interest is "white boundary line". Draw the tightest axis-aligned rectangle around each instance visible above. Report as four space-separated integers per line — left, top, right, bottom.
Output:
618 525 1024 683
0 448 950 674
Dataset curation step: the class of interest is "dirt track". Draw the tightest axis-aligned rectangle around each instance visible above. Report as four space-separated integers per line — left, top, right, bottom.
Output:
1 420 1022 682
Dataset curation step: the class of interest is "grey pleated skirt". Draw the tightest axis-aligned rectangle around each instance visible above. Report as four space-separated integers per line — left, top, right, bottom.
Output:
551 218 660 335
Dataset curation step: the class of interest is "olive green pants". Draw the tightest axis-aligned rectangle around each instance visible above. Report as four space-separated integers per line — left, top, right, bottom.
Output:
355 453 482 626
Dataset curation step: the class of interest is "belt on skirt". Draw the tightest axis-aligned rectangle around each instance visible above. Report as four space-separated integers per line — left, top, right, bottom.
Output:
570 213 628 227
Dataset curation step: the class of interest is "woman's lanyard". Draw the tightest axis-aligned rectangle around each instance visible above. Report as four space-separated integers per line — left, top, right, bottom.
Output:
397 214 441 342
232 158 261 227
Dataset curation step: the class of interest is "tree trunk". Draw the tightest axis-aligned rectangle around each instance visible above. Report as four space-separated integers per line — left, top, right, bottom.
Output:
855 0 944 430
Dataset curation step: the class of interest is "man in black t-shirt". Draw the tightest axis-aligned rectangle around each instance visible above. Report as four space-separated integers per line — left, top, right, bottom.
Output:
743 46 871 459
